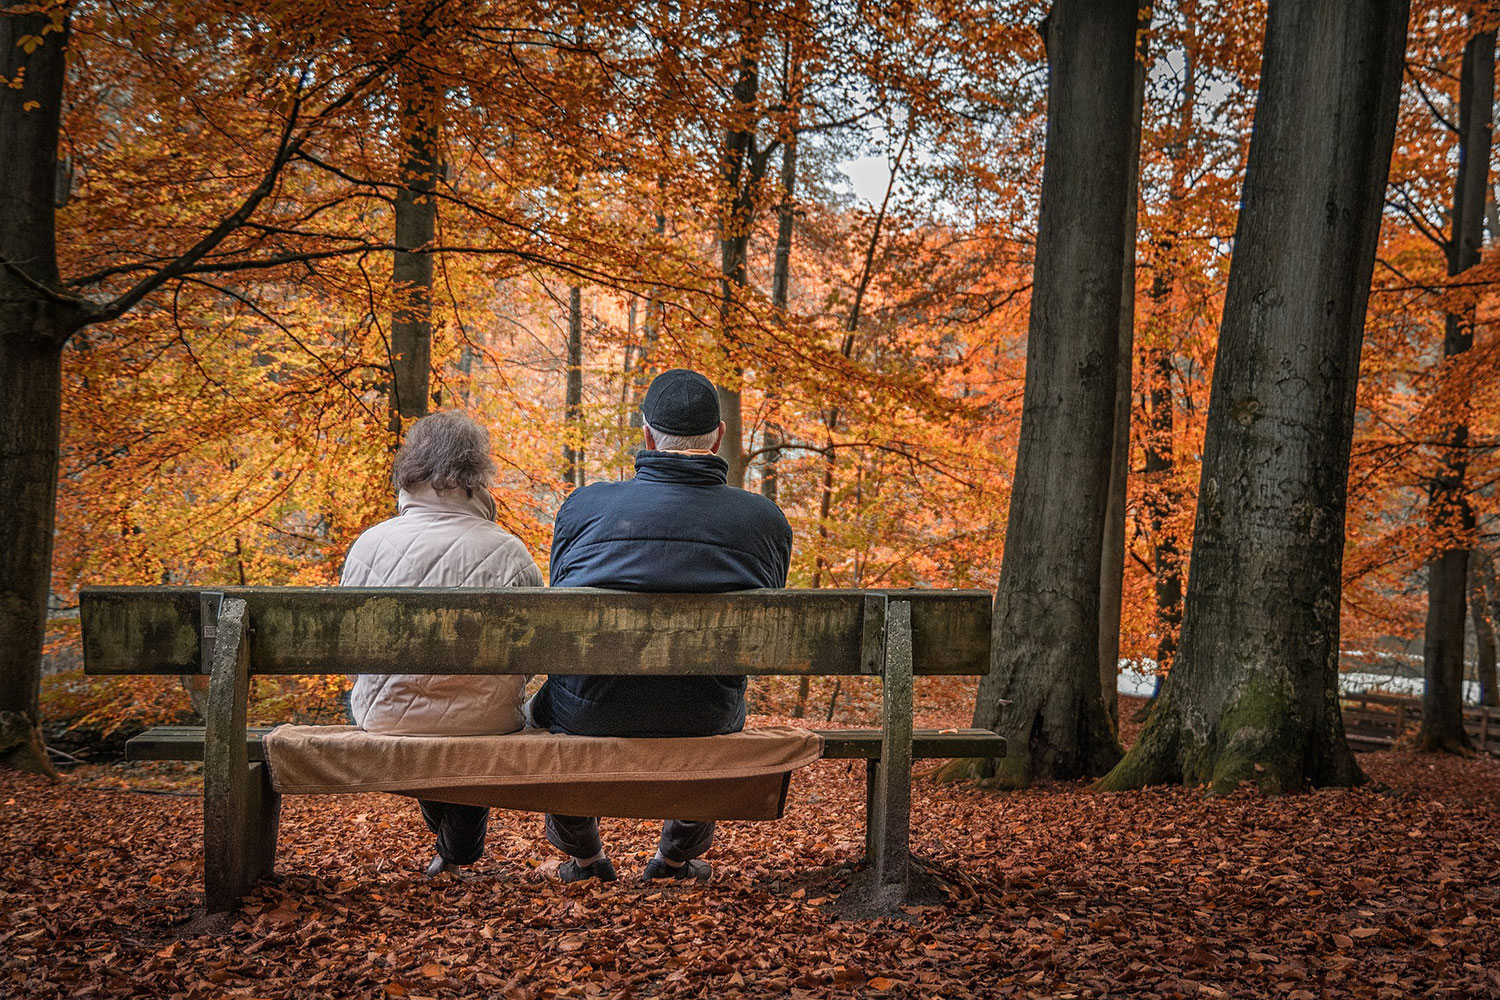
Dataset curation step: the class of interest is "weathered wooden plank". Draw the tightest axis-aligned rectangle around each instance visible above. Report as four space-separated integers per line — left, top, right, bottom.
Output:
124 725 1006 764
80 587 992 677
81 587 203 676
127 726 273 762
819 729 1005 759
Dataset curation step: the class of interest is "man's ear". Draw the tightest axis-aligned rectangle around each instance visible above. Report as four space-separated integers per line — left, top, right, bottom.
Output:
710 422 727 454
643 425 657 450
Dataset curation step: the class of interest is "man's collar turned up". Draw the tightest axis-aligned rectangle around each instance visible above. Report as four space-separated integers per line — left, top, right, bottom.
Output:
634 449 730 486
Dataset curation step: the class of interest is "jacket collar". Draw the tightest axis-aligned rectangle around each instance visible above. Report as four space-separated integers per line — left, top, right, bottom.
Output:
634 449 729 486
397 482 497 521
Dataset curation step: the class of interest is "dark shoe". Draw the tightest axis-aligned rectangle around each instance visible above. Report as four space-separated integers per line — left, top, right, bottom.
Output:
640 857 711 883
558 857 618 884
426 854 455 878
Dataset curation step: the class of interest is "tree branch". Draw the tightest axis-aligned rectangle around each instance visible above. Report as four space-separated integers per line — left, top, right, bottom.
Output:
80 93 307 329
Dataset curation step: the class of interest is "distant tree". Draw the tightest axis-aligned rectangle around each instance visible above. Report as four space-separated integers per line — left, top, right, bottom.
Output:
1416 20 1493 754
1099 1 1153 732
1097 0 1409 793
388 2 443 441
563 284 585 486
1470 552 1498 708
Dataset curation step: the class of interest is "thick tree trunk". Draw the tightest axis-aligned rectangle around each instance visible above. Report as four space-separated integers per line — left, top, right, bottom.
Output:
1469 554 1496 709
964 0 1136 786
563 285 585 486
1099 1 1151 733
0 6 70 777
1097 0 1407 794
389 15 440 438
1417 27 1492 754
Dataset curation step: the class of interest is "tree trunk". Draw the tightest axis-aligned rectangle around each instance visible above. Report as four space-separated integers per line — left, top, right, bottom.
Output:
563 285 585 486
715 19 766 489
1417 26 1492 754
389 12 440 439
0 6 70 777
1097 0 1407 794
628 210 666 454
1469 553 1496 709
964 0 1137 786
1098 1 1151 733
1482 555 1500 707
761 85 799 505
794 130 906 720
1135 342 1180 722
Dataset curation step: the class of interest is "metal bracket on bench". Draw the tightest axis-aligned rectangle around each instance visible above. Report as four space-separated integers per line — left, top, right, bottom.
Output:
199 590 224 675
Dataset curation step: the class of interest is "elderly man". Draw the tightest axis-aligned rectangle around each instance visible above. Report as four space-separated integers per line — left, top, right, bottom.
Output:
529 368 793 883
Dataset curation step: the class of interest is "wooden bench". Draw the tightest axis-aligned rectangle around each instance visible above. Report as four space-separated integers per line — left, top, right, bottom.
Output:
80 586 1003 913
1341 689 1500 756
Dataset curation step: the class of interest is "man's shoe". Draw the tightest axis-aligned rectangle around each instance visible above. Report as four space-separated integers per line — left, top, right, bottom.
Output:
558 857 618 884
425 855 455 878
640 857 711 883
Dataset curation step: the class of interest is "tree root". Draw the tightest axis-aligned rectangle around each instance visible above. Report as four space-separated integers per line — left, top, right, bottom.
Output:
0 711 63 781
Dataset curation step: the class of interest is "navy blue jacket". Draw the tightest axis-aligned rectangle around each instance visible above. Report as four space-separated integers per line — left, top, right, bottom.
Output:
529 450 793 737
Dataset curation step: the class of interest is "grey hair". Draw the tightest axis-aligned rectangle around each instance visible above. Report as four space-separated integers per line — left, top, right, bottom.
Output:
644 420 719 452
392 410 497 494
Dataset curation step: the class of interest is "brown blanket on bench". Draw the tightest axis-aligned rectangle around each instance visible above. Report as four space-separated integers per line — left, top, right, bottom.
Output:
262 725 824 820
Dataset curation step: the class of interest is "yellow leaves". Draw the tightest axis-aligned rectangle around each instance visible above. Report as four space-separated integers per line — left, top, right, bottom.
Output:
17 35 46 55
22 100 40 112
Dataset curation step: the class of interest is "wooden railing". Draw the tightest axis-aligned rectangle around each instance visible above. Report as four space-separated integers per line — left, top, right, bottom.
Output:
1341 690 1500 756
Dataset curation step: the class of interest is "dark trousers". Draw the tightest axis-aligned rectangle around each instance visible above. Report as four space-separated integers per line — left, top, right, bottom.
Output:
545 813 715 863
419 800 489 866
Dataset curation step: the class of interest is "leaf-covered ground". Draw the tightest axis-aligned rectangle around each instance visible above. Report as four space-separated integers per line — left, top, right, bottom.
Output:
3 694 1499 999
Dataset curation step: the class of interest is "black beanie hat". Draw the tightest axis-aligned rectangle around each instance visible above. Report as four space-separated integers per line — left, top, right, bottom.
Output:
641 369 721 437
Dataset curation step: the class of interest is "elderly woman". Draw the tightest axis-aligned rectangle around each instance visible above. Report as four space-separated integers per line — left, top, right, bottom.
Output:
343 410 543 876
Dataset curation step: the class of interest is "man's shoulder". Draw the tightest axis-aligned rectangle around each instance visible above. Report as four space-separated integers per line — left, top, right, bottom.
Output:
686 488 792 550
557 479 633 518
722 487 791 527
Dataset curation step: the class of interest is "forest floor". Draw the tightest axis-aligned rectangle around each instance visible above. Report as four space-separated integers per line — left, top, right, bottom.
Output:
3 691 1499 999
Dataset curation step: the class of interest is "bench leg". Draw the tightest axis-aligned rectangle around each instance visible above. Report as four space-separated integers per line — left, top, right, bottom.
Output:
864 759 879 861
206 761 281 912
249 763 282 879
869 599 913 904
203 598 280 913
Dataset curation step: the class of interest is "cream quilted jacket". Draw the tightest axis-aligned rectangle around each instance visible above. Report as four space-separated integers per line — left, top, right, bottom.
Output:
343 483 543 735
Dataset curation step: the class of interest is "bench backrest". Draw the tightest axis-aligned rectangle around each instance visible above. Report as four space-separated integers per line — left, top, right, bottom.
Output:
80 587 993 677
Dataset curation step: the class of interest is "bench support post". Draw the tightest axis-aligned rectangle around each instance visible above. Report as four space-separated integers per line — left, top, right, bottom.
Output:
204 598 280 912
868 598 913 905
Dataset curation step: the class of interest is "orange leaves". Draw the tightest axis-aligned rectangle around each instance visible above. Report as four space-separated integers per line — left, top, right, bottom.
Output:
7 717 1500 998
